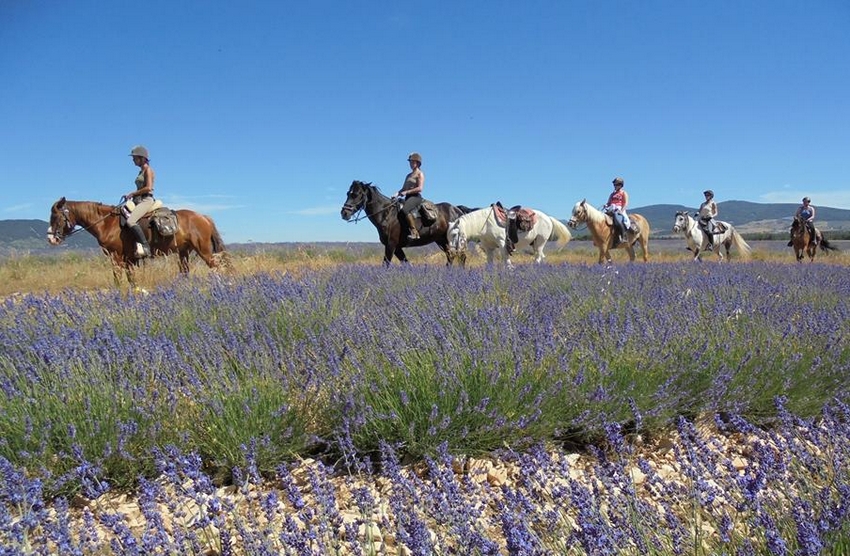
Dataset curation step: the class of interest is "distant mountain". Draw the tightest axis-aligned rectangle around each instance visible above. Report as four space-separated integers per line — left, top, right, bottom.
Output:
0 219 100 253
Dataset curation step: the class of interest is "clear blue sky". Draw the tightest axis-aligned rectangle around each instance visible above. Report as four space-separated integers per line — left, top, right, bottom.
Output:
2 1 849 243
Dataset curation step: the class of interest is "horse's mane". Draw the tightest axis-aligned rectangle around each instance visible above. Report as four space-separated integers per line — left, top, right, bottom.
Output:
455 206 493 238
576 201 606 224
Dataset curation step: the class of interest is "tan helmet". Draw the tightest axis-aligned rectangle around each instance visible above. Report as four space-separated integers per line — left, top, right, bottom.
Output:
612 177 624 186
703 189 714 198
129 145 149 160
803 196 811 203
407 152 422 163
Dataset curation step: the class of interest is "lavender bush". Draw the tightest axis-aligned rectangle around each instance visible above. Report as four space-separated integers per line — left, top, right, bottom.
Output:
0 262 848 554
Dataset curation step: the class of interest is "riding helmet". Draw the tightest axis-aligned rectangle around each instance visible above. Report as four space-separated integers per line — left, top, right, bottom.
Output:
703 189 714 197
407 152 422 163
803 196 811 203
129 145 150 160
612 177 624 186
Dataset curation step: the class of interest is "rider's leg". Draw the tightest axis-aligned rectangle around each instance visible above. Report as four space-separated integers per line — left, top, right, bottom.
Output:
126 201 153 258
402 197 421 240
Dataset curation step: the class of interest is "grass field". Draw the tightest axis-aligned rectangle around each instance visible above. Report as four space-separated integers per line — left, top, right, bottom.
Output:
1 241 849 554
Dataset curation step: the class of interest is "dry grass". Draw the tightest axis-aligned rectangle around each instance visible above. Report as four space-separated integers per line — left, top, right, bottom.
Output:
2 239 849 297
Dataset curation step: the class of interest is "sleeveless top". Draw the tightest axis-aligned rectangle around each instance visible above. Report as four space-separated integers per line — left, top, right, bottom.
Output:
699 200 717 219
799 206 813 220
133 170 153 199
607 189 626 210
402 169 423 198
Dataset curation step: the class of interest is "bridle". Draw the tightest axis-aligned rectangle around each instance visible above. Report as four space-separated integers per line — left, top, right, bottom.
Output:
48 204 117 242
342 186 397 223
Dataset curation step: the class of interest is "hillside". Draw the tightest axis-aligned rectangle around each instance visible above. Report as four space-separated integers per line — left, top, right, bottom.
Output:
0 219 100 253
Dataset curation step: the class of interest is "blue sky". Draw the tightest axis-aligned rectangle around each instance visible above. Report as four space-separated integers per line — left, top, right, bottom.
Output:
2 1 849 243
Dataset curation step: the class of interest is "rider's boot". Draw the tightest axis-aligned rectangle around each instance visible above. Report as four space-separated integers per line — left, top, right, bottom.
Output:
129 224 152 258
406 213 420 240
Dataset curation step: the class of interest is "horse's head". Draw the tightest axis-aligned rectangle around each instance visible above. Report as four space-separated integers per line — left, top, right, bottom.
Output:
445 219 468 266
340 180 371 221
567 199 588 229
672 211 689 233
47 197 74 245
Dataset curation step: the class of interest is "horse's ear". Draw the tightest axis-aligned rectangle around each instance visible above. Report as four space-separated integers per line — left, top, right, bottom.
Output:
581 198 586 205
58 197 66 206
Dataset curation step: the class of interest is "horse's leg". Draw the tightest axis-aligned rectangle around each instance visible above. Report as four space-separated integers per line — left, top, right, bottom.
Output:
178 250 191 274
394 247 408 264
382 243 394 266
626 245 636 262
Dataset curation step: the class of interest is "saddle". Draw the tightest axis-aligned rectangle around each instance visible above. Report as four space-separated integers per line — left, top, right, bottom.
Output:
493 202 537 254
121 199 179 237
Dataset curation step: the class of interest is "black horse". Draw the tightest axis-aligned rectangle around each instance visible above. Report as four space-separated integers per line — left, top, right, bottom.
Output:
340 180 475 265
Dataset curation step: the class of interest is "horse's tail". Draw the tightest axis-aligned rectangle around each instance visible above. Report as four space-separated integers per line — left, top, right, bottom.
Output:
205 216 232 269
730 229 752 258
548 216 573 245
820 237 839 252
205 217 226 253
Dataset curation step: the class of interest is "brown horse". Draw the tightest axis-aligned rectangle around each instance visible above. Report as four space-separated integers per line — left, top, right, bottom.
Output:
790 215 838 262
47 197 228 286
340 180 475 265
567 199 650 264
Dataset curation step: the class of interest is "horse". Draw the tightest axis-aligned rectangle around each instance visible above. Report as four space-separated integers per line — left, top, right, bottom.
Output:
672 211 752 262
47 197 228 287
567 199 650 264
445 204 572 266
790 215 838 262
339 180 474 265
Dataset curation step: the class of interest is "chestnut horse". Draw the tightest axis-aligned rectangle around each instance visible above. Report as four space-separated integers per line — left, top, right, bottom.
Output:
567 199 650 264
47 197 228 286
790 215 838 262
340 180 474 265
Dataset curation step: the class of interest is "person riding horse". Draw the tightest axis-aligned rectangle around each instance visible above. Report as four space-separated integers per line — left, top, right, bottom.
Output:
124 145 156 258
698 189 719 251
396 152 425 240
788 197 817 247
602 177 631 247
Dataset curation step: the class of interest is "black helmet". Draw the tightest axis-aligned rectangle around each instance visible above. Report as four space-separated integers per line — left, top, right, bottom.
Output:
612 177 624 186
802 196 811 203
703 189 714 197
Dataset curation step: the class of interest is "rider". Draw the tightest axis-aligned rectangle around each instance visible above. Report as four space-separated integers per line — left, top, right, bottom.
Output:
396 152 425 240
788 196 817 247
602 176 630 247
125 145 155 258
698 189 719 250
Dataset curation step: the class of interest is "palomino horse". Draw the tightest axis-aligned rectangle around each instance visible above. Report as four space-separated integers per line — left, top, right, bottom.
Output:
445 204 571 266
672 211 752 262
340 180 474 265
567 200 650 264
790 215 838 262
47 197 228 286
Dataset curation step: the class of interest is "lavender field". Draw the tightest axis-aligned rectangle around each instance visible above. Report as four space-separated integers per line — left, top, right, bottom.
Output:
1 261 849 554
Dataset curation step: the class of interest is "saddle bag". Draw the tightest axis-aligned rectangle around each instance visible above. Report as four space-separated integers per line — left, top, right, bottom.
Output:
418 200 439 225
150 207 179 237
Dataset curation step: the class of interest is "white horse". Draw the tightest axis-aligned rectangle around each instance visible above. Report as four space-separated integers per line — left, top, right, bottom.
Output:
446 205 572 266
672 211 752 262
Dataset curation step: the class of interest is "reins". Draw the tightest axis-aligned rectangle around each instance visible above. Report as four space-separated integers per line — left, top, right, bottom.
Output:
58 205 118 239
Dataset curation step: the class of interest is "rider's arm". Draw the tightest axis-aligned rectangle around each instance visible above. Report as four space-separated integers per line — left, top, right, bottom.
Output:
808 206 816 221
622 190 629 210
